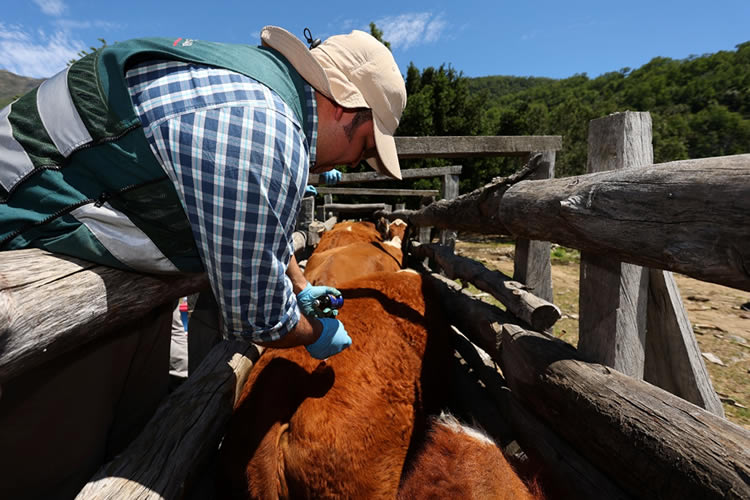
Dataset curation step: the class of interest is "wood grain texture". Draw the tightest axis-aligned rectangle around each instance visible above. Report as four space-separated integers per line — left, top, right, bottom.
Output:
394 135 562 158
501 325 750 500
0 249 209 382
500 154 750 291
578 111 652 377
76 340 262 500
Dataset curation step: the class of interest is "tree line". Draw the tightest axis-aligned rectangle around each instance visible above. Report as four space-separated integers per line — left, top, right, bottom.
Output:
349 30 749 203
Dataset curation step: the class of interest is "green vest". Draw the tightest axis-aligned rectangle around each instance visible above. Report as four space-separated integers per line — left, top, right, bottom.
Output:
0 37 310 273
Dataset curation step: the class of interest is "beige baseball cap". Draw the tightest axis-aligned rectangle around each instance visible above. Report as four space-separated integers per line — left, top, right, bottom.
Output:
260 26 407 180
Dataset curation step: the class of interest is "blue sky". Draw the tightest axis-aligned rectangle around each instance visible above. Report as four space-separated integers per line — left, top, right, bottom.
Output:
2 0 749 80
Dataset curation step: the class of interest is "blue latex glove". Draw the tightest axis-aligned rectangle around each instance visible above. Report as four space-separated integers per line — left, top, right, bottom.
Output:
297 283 342 318
306 318 351 359
321 169 342 185
304 185 318 196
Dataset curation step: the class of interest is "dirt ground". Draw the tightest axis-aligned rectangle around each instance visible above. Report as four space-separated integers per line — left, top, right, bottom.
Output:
454 238 750 430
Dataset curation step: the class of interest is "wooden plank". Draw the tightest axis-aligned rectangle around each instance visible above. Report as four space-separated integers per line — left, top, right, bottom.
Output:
439 174 460 249
315 187 439 197
0 249 209 383
513 151 555 304
645 269 724 416
578 112 652 377
321 203 387 213
411 242 561 332
501 324 750 500
394 136 562 158
77 340 262 499
308 165 463 185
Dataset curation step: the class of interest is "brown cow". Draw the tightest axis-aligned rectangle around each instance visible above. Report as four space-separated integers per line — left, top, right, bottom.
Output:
219 221 542 499
304 219 405 287
398 413 542 500
219 270 454 498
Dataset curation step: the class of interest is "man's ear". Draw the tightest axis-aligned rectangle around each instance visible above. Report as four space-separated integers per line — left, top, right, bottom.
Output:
333 104 345 122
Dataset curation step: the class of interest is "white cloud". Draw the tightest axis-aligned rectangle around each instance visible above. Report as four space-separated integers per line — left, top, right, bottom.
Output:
33 0 67 17
0 24 85 78
375 12 447 50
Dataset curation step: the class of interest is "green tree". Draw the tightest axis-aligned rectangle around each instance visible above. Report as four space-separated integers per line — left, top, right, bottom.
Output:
368 23 391 51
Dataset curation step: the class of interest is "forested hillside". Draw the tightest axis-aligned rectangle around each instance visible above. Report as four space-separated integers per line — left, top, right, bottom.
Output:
388 41 750 196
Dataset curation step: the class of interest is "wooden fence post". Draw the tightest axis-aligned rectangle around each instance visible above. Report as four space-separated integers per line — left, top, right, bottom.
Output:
417 196 433 244
188 292 223 375
513 151 555 303
297 196 315 230
578 112 652 377
439 174 460 249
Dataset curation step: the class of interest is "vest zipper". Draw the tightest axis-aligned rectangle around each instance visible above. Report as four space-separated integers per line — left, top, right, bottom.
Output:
0 123 142 203
0 176 168 250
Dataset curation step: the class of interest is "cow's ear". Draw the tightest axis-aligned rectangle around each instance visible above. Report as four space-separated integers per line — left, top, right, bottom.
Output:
376 217 389 241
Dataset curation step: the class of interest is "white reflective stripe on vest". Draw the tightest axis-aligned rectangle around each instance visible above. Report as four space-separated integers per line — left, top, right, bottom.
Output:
71 202 179 273
0 102 35 193
37 66 92 157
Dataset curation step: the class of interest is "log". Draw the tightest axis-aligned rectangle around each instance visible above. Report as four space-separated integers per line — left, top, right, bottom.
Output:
385 154 750 292
416 264 516 359
0 249 209 382
411 242 561 332
77 340 262 499
500 324 750 499
500 154 750 291
393 136 562 158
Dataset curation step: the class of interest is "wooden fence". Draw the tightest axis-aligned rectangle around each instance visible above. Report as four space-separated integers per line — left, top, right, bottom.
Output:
1 117 749 499
375 112 749 497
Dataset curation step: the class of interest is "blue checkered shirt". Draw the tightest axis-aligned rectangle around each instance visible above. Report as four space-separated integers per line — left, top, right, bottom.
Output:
126 60 317 342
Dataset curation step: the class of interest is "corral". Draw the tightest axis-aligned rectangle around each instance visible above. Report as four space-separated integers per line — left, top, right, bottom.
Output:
0 111 748 499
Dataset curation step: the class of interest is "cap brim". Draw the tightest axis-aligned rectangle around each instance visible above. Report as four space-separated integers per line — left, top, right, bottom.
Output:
260 26 335 101
366 117 401 180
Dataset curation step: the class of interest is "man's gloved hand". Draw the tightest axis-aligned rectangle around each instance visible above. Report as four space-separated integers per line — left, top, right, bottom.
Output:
297 283 342 318
321 169 342 185
306 318 351 359
304 184 318 196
